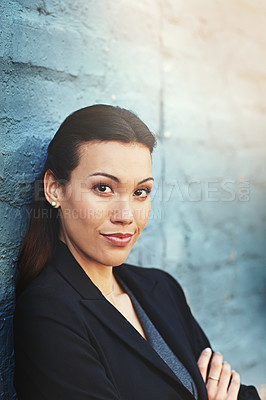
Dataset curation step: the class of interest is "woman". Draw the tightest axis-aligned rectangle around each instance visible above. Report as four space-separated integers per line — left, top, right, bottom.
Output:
13 105 260 400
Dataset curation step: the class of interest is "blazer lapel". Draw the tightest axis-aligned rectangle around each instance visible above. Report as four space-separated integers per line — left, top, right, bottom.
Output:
117 266 208 400
114 264 207 400
51 240 205 399
80 298 189 391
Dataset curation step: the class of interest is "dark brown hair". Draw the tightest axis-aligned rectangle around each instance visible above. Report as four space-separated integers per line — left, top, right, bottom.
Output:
16 104 156 296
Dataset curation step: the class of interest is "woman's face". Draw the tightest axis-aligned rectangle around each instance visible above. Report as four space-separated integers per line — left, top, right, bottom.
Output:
58 140 153 268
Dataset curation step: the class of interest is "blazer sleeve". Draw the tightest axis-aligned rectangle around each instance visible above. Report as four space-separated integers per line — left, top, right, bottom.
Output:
159 270 261 400
13 290 122 400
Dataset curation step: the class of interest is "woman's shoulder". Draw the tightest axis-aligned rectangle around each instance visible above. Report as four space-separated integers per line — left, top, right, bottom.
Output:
14 261 89 340
15 261 80 316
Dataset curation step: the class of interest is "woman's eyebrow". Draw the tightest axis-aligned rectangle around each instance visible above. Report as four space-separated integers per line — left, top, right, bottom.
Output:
89 172 154 185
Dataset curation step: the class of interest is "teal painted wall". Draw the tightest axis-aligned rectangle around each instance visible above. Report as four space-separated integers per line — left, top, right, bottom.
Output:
1 1 265 398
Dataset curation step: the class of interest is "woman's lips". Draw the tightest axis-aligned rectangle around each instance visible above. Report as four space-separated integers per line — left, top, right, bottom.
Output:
100 233 133 247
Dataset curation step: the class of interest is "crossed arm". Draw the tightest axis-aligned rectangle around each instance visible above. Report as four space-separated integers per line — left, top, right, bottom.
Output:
159 268 260 400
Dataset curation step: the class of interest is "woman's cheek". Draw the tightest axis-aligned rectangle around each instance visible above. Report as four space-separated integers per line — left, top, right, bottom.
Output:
135 202 151 230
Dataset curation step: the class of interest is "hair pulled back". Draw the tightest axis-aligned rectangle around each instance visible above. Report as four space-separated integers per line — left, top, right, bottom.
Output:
16 104 156 296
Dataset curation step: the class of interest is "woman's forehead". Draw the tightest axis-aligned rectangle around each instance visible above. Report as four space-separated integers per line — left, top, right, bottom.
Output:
74 141 153 179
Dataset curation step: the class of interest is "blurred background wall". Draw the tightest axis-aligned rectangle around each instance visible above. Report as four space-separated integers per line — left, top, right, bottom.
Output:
1 0 265 398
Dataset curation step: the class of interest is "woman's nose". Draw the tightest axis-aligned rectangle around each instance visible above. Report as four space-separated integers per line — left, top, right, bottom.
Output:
110 200 134 225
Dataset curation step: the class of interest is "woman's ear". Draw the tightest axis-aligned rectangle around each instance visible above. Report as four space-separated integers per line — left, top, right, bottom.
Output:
43 170 62 208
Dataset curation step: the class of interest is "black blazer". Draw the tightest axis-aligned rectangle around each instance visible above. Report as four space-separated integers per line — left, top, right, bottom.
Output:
13 240 260 400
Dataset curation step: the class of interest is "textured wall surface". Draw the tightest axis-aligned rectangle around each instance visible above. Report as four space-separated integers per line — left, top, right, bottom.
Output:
1 0 265 398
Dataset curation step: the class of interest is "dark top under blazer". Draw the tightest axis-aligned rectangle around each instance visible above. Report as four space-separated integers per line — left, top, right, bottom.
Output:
13 240 260 400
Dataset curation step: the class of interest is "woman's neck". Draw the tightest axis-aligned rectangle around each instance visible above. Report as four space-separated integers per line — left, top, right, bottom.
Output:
59 235 115 297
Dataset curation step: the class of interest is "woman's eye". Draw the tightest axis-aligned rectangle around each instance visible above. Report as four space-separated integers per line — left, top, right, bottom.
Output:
134 188 151 198
93 183 112 194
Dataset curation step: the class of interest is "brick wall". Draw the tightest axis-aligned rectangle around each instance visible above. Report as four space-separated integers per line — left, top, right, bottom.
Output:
1 0 265 398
